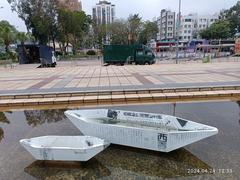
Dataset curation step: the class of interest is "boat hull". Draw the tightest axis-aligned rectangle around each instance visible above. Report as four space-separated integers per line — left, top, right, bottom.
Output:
20 136 109 161
65 109 218 152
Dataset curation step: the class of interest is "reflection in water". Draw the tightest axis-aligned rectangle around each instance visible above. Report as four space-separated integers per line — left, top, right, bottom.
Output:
1 101 239 179
0 112 10 124
24 145 212 179
24 109 66 127
0 112 11 142
173 103 176 116
237 101 240 125
24 158 111 179
97 145 212 178
0 110 66 142
0 128 3 142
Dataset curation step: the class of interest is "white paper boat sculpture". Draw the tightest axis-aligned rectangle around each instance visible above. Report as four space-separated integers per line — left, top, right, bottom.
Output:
20 136 110 161
65 109 218 153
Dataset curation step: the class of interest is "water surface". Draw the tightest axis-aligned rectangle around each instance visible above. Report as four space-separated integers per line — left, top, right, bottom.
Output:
0 101 239 179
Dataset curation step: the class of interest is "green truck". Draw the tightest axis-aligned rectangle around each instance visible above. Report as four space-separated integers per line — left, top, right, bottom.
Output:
103 44 156 65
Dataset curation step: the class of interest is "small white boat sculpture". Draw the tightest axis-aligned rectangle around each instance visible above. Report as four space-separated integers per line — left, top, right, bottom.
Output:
20 136 109 161
65 109 218 152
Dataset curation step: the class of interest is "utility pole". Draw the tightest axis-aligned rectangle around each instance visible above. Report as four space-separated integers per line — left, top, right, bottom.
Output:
176 0 181 64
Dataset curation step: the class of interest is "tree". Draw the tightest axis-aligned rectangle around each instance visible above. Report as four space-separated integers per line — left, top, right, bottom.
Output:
81 15 95 49
199 20 231 40
7 0 59 46
16 32 28 44
0 21 17 52
70 11 90 54
91 23 107 48
220 1 240 36
92 14 142 46
57 8 71 53
108 19 129 45
57 9 90 54
138 21 158 44
127 14 143 44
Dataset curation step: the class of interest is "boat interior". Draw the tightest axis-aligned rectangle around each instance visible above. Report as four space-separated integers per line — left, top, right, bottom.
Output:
21 136 105 149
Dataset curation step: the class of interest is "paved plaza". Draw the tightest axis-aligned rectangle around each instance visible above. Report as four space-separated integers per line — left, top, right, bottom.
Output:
0 60 240 95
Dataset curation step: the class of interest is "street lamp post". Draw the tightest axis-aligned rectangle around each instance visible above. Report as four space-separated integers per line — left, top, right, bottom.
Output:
176 0 181 64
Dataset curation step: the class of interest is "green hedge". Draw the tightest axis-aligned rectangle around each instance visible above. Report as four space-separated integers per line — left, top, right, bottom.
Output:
0 53 10 60
0 52 17 62
86 50 96 56
59 54 88 60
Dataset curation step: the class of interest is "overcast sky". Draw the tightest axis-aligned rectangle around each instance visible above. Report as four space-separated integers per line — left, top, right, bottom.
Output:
0 0 238 32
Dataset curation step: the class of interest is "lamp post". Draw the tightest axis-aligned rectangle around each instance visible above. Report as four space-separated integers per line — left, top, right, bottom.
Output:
176 0 181 64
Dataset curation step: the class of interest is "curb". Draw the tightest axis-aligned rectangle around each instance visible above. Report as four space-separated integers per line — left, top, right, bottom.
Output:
0 85 239 100
0 86 239 108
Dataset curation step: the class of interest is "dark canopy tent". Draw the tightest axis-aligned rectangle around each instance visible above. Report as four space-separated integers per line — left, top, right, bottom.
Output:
17 44 56 67
18 44 40 64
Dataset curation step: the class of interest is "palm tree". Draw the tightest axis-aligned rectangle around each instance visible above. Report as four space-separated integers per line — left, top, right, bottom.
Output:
0 26 14 52
16 32 28 45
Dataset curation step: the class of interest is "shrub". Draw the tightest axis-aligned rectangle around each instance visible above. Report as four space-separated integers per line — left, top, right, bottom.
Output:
0 52 17 62
8 51 17 61
0 53 10 60
86 50 96 56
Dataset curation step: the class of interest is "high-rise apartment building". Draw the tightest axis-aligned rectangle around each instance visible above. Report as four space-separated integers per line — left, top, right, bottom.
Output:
157 8 219 43
58 0 82 12
178 13 219 42
157 9 176 41
92 1 115 26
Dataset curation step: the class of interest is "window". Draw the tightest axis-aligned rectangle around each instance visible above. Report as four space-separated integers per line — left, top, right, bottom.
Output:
185 19 192 22
184 30 187 33
136 51 144 55
188 30 191 33
188 25 191 28
147 52 153 56
184 25 187 28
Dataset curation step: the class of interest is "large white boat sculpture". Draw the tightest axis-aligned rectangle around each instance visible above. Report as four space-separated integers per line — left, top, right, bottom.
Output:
20 136 109 161
65 109 218 152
